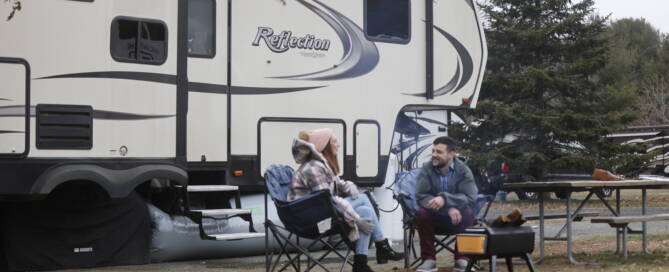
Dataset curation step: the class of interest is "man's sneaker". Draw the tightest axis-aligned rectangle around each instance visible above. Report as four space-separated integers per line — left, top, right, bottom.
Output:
454 258 472 272
416 259 437 272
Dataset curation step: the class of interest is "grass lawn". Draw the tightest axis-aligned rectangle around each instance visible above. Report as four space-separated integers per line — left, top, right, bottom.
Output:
387 234 669 272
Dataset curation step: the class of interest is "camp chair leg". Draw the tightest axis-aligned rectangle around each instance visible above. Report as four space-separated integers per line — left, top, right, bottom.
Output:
338 249 352 272
273 232 305 272
305 236 353 271
268 228 334 272
408 228 423 268
296 236 301 272
278 237 331 272
505 257 514 272
267 225 301 272
435 235 456 255
403 228 410 268
323 238 354 263
524 253 536 272
403 226 420 269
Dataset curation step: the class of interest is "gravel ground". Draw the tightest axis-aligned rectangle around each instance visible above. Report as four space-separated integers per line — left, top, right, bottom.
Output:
56 202 669 272
60 220 669 272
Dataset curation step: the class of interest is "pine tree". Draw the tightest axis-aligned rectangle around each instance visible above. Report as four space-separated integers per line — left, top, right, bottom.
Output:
452 0 644 179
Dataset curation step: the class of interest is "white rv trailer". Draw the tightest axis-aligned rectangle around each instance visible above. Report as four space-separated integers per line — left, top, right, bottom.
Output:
0 0 487 264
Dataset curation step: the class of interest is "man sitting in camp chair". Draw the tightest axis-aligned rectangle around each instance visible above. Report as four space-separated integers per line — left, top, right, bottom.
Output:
415 136 478 272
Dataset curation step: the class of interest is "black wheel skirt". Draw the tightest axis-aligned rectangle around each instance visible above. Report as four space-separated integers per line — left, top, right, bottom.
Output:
1 183 150 271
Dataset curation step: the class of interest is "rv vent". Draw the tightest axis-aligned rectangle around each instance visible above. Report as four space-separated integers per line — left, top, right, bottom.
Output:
36 104 93 150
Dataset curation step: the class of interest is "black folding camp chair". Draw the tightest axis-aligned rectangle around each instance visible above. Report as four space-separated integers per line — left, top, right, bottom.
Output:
394 169 494 269
400 194 493 269
264 165 354 272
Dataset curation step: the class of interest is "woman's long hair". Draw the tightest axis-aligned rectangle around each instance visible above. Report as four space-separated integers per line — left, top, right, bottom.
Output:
321 141 340 175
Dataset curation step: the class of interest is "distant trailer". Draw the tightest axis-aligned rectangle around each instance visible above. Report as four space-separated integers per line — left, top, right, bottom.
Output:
607 125 669 173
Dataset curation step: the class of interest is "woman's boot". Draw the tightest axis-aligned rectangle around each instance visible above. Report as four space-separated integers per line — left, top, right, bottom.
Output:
353 254 375 272
375 239 405 264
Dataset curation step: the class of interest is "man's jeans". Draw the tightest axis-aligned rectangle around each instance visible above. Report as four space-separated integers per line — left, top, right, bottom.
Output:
415 206 474 260
345 194 383 255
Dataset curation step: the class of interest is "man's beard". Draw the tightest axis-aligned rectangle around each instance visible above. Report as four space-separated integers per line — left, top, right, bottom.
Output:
432 157 447 168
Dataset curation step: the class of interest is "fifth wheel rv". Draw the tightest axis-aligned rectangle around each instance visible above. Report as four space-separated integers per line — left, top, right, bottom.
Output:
0 0 486 269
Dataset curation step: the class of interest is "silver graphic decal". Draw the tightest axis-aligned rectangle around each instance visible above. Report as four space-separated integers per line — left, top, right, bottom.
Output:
252 27 332 53
404 25 474 97
269 0 379 80
0 105 26 117
38 72 325 95
0 130 23 134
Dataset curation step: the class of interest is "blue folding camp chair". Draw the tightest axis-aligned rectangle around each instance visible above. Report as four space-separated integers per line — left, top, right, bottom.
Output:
264 165 354 272
394 168 494 269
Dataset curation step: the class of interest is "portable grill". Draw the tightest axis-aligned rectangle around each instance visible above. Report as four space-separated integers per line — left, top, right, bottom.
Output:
456 226 536 272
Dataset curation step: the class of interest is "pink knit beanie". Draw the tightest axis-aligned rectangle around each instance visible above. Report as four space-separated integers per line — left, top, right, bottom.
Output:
307 128 333 152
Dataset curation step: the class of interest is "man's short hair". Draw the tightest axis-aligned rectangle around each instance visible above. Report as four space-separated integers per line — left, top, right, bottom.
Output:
433 136 457 152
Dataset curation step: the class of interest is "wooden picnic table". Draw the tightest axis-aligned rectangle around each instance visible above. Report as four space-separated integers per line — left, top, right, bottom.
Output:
504 179 669 264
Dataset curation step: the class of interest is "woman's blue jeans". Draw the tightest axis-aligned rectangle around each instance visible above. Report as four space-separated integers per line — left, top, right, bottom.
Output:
345 193 383 255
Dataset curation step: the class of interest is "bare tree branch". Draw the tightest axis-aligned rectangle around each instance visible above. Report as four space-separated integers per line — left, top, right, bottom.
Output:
636 73 669 125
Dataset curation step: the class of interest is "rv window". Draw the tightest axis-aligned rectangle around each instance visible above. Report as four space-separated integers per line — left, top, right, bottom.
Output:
139 22 167 64
111 17 167 65
364 0 411 44
188 0 216 58
111 19 139 62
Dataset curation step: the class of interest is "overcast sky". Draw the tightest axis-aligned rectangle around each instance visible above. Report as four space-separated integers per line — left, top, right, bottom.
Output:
594 0 669 34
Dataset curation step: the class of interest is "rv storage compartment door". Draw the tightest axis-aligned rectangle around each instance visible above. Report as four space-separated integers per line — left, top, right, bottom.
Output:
355 121 379 178
0 60 27 156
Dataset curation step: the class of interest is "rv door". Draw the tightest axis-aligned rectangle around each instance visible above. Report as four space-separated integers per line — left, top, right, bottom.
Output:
186 0 229 163
0 58 28 157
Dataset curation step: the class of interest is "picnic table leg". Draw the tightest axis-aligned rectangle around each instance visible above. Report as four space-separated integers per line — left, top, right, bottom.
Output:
538 192 545 263
554 191 594 238
565 191 593 265
616 189 621 254
642 189 648 254
622 224 628 261
566 191 576 264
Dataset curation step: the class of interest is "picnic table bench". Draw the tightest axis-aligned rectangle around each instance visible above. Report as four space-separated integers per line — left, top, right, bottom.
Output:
523 212 600 242
525 212 599 222
591 213 669 260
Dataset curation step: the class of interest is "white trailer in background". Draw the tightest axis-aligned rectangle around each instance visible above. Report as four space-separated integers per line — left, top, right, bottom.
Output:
0 0 486 264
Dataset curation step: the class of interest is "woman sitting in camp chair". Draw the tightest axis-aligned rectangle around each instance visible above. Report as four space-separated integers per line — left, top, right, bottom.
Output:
288 128 404 272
